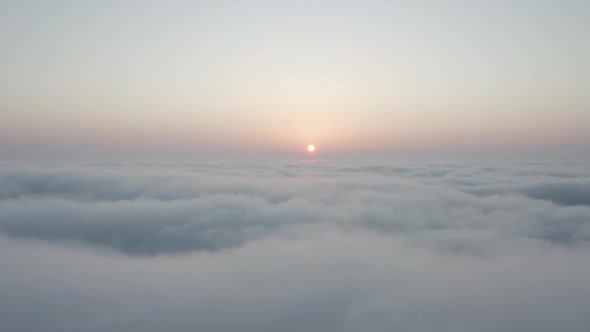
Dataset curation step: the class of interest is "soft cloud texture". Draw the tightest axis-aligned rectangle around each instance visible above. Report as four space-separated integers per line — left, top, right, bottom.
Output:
1 160 590 331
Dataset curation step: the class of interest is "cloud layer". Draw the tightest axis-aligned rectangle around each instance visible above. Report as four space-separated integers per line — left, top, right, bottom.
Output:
1 160 590 331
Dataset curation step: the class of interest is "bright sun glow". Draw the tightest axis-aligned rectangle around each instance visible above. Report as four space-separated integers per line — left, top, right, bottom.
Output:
307 145 315 152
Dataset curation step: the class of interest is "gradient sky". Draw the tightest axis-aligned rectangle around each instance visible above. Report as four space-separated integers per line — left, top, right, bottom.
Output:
1 0 589 160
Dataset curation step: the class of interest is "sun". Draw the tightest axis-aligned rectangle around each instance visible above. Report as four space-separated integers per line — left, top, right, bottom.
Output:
307 145 315 152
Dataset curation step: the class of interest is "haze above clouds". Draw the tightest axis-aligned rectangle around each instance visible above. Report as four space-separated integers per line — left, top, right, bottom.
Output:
1 0 589 158
1 160 590 331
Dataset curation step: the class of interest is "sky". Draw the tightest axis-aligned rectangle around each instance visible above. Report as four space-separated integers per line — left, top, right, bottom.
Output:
1 0 589 160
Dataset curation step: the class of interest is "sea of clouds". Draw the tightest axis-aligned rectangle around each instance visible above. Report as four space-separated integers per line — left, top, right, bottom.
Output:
1 159 590 332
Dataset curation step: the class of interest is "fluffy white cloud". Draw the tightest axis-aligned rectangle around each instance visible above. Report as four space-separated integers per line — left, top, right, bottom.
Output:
0 160 589 331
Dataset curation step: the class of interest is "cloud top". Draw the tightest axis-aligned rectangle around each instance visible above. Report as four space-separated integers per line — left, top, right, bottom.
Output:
1 160 590 331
